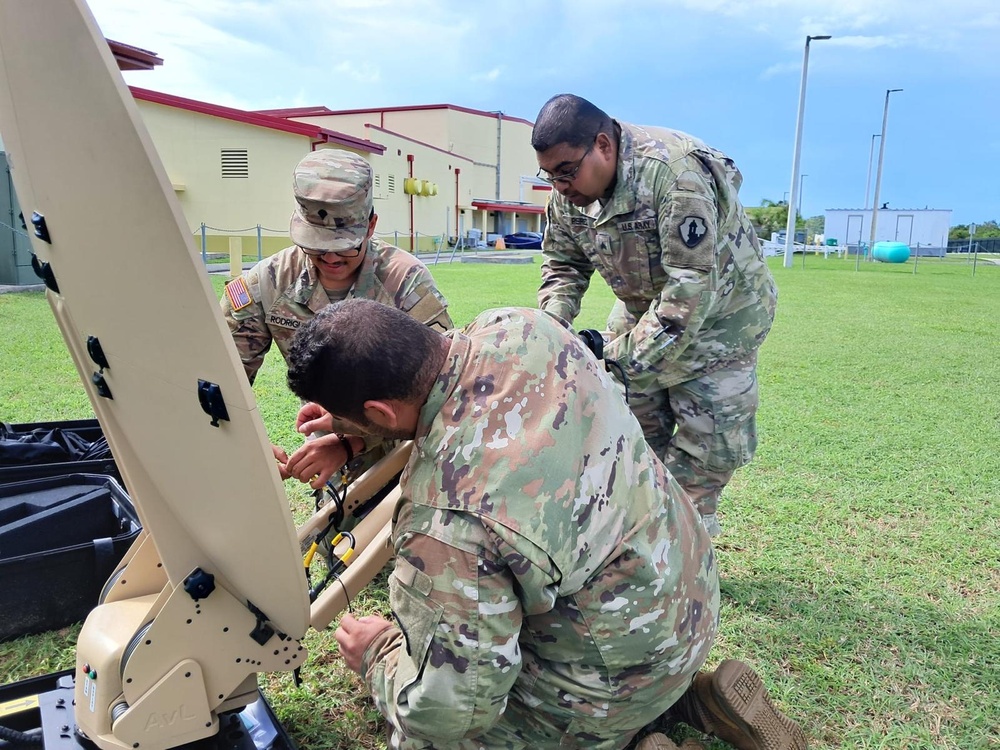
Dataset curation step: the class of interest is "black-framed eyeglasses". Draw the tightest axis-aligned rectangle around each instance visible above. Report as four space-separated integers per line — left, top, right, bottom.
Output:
536 140 595 185
300 242 365 258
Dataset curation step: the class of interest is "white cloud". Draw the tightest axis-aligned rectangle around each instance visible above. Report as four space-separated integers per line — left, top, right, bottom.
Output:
89 0 999 111
333 61 381 84
472 68 503 83
760 61 802 80
826 35 903 50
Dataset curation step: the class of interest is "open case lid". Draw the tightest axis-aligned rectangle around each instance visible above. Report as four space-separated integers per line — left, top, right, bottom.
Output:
0 0 309 638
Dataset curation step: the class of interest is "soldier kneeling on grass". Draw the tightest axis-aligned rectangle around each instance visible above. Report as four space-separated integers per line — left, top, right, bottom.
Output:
284 298 807 750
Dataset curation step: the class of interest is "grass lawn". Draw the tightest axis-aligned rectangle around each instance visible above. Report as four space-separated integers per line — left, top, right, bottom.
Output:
1 255 998 749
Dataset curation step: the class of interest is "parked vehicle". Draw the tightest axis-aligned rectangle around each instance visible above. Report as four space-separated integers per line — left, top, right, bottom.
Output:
502 231 543 249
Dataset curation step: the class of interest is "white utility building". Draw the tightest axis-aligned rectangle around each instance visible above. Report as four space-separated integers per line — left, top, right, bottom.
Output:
824 208 952 257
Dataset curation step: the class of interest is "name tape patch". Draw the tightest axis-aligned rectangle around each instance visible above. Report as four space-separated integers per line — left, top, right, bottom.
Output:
618 218 657 233
267 314 301 330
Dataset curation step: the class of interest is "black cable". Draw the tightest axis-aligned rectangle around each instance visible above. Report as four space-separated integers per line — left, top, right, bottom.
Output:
337 576 353 615
605 360 630 403
0 725 43 746
308 532 356 602
577 328 631 403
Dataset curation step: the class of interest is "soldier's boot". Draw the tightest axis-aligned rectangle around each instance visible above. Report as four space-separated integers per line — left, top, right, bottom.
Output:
670 660 807 750
634 734 705 750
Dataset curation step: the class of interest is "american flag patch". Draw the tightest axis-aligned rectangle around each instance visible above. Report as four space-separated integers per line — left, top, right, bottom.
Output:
225 277 253 311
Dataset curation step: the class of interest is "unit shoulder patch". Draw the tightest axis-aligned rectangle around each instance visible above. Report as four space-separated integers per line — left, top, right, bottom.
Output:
678 216 708 248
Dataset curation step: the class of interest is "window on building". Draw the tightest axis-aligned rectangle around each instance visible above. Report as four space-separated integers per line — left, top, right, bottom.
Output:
221 148 249 178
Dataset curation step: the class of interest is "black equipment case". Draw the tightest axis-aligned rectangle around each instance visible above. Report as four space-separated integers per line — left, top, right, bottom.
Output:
0 473 140 641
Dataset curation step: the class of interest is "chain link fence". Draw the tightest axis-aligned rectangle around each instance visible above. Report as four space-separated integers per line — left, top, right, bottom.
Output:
196 223 480 273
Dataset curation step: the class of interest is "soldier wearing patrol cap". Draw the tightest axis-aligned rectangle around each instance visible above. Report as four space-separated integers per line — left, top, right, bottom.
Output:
221 148 452 485
532 94 777 539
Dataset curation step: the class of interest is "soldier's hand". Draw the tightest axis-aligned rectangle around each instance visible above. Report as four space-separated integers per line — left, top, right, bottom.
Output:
285 432 348 489
296 401 333 435
271 443 291 480
336 613 395 675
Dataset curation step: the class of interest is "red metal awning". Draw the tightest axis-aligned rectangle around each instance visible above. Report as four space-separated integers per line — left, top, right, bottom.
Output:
107 40 163 71
471 200 545 215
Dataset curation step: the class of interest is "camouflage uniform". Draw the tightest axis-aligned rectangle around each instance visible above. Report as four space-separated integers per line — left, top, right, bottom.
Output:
221 239 452 382
359 308 720 749
539 123 777 535
221 239 452 479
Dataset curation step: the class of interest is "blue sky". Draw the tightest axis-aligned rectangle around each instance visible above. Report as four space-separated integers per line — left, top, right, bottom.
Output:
88 0 998 225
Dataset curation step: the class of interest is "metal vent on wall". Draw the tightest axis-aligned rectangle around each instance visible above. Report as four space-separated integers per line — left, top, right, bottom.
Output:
386 174 396 194
221 148 249 178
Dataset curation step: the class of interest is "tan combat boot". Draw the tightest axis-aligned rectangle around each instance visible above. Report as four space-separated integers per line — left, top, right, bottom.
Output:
634 734 706 750
670 660 807 750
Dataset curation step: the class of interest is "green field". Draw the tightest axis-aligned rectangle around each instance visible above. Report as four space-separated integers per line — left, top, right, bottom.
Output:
1 255 998 749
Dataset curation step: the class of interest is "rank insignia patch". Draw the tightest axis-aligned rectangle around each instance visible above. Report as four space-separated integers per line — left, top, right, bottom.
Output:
679 216 708 248
225 277 253 311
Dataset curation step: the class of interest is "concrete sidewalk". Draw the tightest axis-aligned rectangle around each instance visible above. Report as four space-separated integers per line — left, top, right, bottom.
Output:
0 283 44 294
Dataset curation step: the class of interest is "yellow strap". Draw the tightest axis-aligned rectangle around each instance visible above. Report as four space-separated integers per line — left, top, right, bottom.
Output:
303 541 318 568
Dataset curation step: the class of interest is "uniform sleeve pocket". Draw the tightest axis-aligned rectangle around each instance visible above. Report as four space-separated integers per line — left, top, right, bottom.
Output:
403 287 448 325
388 556 444 692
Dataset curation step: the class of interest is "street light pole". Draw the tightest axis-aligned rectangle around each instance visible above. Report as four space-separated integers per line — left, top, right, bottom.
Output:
864 133 880 208
783 34 831 268
869 88 903 255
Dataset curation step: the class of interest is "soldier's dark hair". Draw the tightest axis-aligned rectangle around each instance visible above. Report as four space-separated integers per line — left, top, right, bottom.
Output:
531 94 614 151
287 299 443 423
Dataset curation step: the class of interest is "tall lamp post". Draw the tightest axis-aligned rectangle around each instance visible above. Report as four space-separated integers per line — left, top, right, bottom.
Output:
863 133 881 208
783 34 831 268
868 88 903 255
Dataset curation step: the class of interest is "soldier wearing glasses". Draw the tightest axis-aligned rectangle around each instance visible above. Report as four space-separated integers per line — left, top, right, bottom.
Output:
222 148 452 482
532 94 777 538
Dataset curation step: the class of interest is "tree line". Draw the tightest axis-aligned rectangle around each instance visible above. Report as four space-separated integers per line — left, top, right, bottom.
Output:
745 199 822 242
949 221 1000 240
746 199 997 243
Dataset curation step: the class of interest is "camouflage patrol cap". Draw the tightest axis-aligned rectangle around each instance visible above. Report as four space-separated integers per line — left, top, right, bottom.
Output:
289 149 373 252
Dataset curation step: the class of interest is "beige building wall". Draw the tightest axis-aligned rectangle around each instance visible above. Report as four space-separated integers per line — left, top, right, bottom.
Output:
128 99 548 260
137 100 316 257
376 110 451 153
9 90 551 264
292 111 375 139
290 106 548 239
362 129 499 250
306 108 547 208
